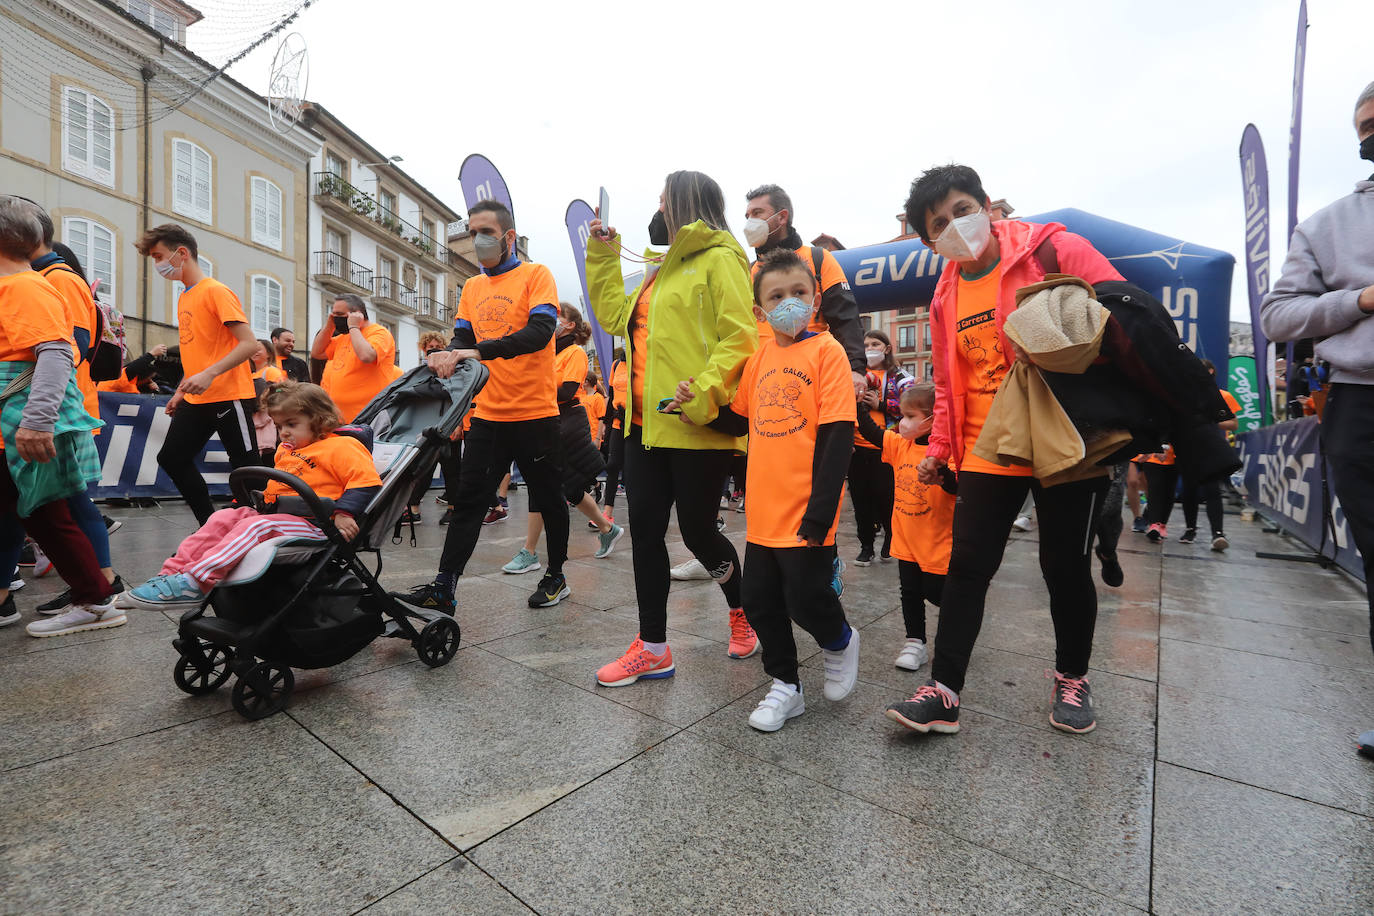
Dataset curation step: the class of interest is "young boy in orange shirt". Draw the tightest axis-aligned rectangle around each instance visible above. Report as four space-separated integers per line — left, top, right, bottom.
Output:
854 382 957 679
125 383 381 608
674 248 858 732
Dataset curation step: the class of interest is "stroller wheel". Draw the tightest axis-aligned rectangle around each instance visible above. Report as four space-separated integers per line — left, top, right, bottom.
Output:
173 642 234 695
416 616 461 668
231 662 295 720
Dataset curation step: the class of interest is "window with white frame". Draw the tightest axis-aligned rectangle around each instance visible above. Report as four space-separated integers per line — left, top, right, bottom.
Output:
251 176 283 249
172 256 213 302
250 276 282 336
62 88 114 186
128 0 181 40
325 153 346 178
62 218 116 307
172 138 212 223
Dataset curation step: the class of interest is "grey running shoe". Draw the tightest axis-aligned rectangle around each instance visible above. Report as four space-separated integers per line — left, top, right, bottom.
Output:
1050 673 1096 734
885 680 960 734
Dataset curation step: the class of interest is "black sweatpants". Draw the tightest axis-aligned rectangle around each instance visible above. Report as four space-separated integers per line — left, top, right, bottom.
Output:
930 471 1109 693
158 397 260 524
742 542 849 686
1321 383 1374 654
603 425 625 508
848 445 894 551
439 416 568 577
622 426 742 643
1181 480 1225 535
899 559 945 641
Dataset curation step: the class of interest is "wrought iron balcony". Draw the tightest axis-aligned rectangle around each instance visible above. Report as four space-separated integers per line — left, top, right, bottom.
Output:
312 251 373 293
313 171 459 269
374 275 418 310
415 296 444 320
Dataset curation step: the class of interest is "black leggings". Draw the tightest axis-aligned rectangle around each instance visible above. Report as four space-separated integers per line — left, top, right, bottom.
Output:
1322 383 1374 653
899 559 945 641
440 416 568 577
1142 465 1223 533
931 471 1109 693
622 426 742 643
603 425 625 508
848 445 894 550
742 542 848 686
1095 462 1129 555
157 397 260 524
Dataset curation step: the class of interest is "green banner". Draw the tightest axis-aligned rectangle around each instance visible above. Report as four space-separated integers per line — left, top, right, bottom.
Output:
1228 355 1265 430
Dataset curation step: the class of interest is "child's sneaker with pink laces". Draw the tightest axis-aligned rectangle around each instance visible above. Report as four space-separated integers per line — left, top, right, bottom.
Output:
596 637 674 687
727 608 759 659
1049 672 1096 733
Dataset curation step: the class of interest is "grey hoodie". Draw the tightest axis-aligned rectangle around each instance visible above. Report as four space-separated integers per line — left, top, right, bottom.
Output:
1260 178 1374 385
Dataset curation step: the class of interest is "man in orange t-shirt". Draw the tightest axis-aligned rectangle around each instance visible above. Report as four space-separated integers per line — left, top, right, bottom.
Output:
136 224 259 524
311 294 397 422
397 200 569 614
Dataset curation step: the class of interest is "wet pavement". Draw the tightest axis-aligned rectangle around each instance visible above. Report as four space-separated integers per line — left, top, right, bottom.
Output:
1 492 1371 914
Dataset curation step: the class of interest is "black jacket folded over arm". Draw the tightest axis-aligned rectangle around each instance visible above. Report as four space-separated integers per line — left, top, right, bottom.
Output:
452 312 557 360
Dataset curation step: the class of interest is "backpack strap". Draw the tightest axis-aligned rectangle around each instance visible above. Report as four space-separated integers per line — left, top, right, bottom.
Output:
810 246 825 290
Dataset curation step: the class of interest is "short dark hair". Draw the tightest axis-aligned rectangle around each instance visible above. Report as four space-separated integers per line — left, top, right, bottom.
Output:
0 197 42 260
334 294 369 320
751 247 815 304
469 199 514 233
904 165 988 243
136 223 199 259
745 183 793 228
901 381 936 413
270 327 293 340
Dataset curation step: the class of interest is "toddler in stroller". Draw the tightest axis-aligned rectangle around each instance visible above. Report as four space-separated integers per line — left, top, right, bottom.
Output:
152 363 487 719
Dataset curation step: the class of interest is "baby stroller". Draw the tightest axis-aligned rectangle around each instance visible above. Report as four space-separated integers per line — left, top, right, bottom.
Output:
170 359 488 720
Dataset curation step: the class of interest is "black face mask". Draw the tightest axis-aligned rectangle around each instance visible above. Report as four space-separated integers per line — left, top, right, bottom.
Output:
1361 133 1374 164
648 210 670 247
333 315 349 334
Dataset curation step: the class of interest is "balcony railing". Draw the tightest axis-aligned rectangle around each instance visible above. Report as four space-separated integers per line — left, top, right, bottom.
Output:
374 275 418 310
415 296 445 321
312 251 373 291
313 171 459 269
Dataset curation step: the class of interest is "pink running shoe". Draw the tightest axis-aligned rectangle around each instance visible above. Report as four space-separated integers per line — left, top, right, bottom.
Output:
727 608 759 659
596 638 674 687
1146 523 1167 542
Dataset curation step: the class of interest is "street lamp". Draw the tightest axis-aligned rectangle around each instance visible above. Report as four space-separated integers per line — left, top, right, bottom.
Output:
359 155 403 168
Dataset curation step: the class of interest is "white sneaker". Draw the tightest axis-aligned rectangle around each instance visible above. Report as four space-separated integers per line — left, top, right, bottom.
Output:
748 680 805 732
894 638 928 671
9 577 24 591
821 627 861 701
31 543 54 578
26 598 126 638
1012 515 1035 532
670 558 711 581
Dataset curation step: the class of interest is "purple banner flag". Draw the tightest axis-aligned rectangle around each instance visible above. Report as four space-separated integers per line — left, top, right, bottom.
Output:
458 153 515 222
1287 0 1308 242
1240 123 1273 424
565 199 615 376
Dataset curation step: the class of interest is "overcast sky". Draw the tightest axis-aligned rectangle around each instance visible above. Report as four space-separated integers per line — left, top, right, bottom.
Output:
209 0 1370 324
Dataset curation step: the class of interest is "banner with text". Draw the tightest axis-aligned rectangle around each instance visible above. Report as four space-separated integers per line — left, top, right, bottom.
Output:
1227 356 1264 433
1234 417 1363 580
565 199 615 375
1239 124 1274 423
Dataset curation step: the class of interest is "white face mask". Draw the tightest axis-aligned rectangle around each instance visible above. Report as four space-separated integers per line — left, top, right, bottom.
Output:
933 210 992 262
742 217 770 248
865 349 885 367
155 250 184 281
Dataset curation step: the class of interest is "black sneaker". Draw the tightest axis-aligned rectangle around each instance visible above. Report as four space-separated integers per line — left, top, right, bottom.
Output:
1358 729 1374 760
715 516 727 532
1178 528 1198 544
392 581 455 615
1130 517 1148 534
528 573 570 608
1095 548 1124 588
38 575 126 615
103 514 123 535
854 547 875 567
18 542 34 567
880 532 892 561
0 593 18 628
1050 673 1096 734
1211 532 1229 552
400 508 421 524
439 507 454 526
885 681 960 734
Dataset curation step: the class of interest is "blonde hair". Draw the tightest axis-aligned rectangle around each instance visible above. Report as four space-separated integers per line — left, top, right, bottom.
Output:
417 331 447 352
263 382 341 436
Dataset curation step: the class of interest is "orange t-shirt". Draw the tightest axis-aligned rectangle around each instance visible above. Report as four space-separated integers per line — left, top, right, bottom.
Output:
627 277 655 427
584 390 606 440
38 263 100 423
98 374 141 394
882 430 955 573
731 331 854 548
457 261 559 422
554 342 588 405
749 244 850 335
176 278 255 405
855 369 886 450
264 432 383 506
610 360 628 429
1220 389 1241 415
0 272 75 451
321 323 396 422
1134 445 1176 466
953 264 1031 477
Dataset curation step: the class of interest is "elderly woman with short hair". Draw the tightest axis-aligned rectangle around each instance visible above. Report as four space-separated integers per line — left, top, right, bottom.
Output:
0 197 119 636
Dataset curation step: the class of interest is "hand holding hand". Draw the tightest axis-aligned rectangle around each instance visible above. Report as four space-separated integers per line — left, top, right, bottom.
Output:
917 455 946 485
851 371 867 399
861 389 880 409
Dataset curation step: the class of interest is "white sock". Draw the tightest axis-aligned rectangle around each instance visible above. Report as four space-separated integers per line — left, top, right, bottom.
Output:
934 680 958 703
642 640 668 656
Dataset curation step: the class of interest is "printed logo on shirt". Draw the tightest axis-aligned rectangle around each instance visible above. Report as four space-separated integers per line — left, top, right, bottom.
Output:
178 306 194 344
474 295 516 339
751 366 811 438
893 461 933 518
